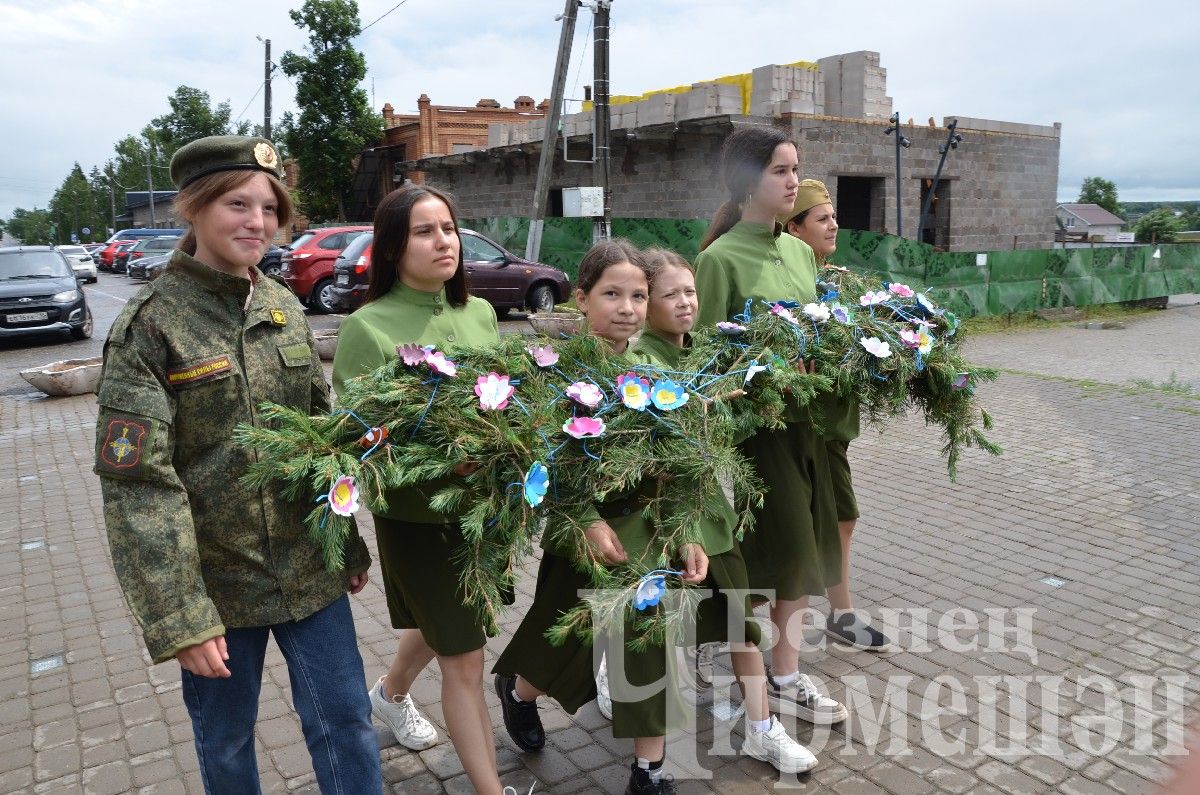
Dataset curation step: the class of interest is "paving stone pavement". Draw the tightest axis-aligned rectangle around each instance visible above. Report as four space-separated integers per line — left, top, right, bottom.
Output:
1 302 1197 794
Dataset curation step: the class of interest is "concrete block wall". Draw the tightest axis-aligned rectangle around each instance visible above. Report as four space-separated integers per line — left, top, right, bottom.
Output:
749 64 824 117
818 51 892 120
675 82 742 121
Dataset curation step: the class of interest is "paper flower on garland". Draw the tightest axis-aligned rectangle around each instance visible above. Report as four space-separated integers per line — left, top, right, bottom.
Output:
474 372 515 410
915 293 941 317
899 328 921 349
616 372 652 411
744 359 769 385
527 345 559 368
770 303 800 324
916 327 934 355
650 380 689 411
802 302 831 323
716 321 747 335
859 290 889 307
327 476 360 516
396 343 427 366
523 462 550 507
562 415 606 439
830 303 852 324
860 336 892 359
942 312 960 337
424 349 457 377
634 573 668 611
566 381 603 408
888 282 915 298
952 372 971 390
358 426 388 449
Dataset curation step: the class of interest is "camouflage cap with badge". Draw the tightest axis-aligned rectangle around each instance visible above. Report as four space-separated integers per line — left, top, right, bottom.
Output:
169 135 284 190
778 178 833 226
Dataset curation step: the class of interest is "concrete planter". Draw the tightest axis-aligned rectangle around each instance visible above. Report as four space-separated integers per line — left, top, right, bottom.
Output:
20 357 104 397
527 312 584 339
314 330 339 361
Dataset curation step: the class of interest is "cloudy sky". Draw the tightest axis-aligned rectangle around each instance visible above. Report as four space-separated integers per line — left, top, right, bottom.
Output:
2 0 1197 222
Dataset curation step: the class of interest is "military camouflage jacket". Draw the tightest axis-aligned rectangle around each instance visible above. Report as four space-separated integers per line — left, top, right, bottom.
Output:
95 251 370 664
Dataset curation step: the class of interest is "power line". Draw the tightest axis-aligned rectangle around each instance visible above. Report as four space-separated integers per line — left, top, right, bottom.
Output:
234 81 266 123
568 20 593 108
361 0 411 33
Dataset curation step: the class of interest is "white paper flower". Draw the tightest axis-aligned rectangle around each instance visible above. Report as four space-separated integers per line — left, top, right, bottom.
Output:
860 336 892 359
802 303 830 323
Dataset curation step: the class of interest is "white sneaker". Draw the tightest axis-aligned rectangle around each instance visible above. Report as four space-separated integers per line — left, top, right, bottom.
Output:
689 643 715 690
595 655 613 720
369 676 439 750
742 715 818 774
766 669 848 725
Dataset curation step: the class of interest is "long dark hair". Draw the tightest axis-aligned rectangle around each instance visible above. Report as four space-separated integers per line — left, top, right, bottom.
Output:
699 126 795 251
366 184 468 307
575 238 648 295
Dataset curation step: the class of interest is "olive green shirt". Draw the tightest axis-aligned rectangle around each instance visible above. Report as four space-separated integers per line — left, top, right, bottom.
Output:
95 251 370 664
332 281 499 523
630 328 735 557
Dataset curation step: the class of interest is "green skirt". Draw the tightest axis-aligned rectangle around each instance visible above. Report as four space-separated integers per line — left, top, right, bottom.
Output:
826 439 861 522
737 421 843 600
373 514 512 657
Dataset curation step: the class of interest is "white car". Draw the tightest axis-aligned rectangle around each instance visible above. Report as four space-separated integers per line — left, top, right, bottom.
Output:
55 246 98 283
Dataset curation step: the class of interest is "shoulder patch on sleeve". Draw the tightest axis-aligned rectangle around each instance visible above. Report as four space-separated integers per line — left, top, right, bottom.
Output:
97 417 151 474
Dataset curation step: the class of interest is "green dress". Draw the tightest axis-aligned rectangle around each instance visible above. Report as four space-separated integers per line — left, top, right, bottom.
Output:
333 281 502 655
695 221 842 600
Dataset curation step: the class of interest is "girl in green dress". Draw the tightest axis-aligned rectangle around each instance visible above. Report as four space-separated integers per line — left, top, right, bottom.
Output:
779 180 891 652
695 127 849 726
332 185 510 795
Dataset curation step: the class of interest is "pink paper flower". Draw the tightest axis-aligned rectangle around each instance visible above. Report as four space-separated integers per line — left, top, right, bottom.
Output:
616 372 652 411
527 345 559 368
327 475 360 517
860 336 892 358
859 291 889 307
770 303 799 324
951 372 971 390
888 282 915 298
565 381 603 408
716 321 747 334
899 328 921 349
396 343 426 366
474 372 514 410
424 349 457 377
562 415 606 439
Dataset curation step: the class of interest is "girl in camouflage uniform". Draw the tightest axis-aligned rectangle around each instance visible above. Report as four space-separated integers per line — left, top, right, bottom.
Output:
95 135 381 793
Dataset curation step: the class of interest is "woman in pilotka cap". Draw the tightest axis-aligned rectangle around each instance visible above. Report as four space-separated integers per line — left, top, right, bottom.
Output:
779 179 893 652
95 135 381 793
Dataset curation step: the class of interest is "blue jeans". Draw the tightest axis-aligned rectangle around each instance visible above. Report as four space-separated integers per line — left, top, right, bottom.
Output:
180 595 381 794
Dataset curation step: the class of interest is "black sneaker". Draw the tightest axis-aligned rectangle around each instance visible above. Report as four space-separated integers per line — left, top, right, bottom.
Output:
495 673 545 752
825 610 893 652
625 762 677 795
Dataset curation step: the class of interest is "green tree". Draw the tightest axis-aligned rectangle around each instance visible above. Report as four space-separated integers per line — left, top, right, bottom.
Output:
1177 204 1200 231
1077 177 1122 218
280 0 382 221
5 207 54 244
48 163 107 244
1132 208 1184 243
149 85 241 160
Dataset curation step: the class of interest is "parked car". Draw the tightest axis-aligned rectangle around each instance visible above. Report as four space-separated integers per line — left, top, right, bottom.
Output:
280 226 372 313
0 247 93 340
328 233 374 312
329 228 571 316
97 239 136 271
128 251 172 281
111 241 141 274
257 245 284 276
55 245 98 283
123 235 181 275
102 228 185 244
144 256 172 282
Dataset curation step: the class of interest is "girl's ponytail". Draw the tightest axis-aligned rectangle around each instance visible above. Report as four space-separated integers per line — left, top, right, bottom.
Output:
700 200 742 251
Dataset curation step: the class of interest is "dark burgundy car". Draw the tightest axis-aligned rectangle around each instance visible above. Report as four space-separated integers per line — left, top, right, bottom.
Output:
328 228 571 315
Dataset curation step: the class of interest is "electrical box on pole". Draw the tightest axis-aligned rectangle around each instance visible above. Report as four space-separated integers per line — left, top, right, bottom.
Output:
562 187 605 217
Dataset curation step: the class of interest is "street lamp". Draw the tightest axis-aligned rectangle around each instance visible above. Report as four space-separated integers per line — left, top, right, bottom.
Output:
883 112 911 237
916 120 963 245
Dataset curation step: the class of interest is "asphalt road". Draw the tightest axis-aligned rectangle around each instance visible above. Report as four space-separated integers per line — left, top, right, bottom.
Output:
0 270 535 397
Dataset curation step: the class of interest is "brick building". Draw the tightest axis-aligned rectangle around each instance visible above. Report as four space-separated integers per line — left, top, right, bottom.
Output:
346 94 548 220
397 51 1062 252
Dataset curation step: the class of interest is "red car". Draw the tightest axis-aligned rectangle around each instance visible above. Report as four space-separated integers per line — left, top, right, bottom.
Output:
279 226 372 313
97 239 136 271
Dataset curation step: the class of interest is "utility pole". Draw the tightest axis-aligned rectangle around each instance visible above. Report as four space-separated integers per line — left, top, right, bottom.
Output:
146 142 156 228
526 0 581 262
591 1 612 243
263 38 272 140
883 112 910 237
916 119 963 245
107 166 116 232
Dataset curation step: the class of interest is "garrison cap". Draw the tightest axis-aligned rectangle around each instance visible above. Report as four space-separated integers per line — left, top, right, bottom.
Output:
778 179 833 226
170 135 283 190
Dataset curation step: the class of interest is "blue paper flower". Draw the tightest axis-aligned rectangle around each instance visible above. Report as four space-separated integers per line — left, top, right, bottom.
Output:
523 462 549 507
634 574 667 611
649 379 689 411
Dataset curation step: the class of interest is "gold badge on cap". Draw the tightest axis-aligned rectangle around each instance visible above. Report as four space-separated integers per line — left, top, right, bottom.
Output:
269 309 288 327
254 142 279 170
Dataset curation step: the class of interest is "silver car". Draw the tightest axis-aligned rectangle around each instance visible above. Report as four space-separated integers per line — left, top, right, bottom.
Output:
55 245 98 283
